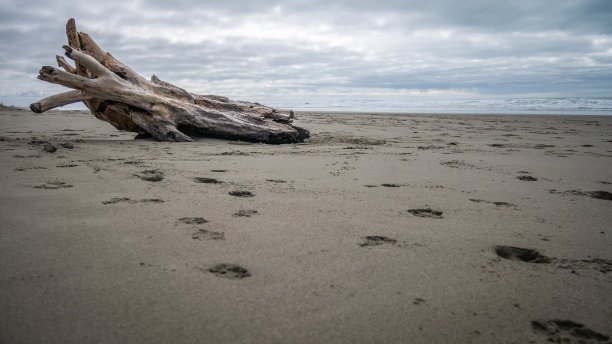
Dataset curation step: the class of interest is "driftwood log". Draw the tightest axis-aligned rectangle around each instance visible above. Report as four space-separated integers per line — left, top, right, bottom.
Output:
30 19 309 143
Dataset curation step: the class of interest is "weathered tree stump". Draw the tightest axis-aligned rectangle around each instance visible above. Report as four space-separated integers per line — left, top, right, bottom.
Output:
30 19 309 143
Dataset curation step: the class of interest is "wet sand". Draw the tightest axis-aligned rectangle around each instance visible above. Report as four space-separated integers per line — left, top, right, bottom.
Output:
1 109 611 343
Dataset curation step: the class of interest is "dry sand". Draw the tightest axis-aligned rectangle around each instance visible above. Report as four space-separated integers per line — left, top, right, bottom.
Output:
1 108 611 343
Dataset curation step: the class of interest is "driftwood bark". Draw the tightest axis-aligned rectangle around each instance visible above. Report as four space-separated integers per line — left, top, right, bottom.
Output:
30 19 309 143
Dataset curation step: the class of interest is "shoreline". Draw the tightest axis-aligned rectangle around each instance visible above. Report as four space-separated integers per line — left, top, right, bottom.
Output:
3 102 612 117
296 110 612 118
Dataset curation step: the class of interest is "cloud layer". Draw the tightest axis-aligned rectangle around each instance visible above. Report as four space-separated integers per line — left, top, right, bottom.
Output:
1 0 611 106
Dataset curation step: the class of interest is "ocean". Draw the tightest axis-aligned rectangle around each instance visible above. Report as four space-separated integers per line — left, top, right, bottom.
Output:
3 96 612 115
268 97 612 115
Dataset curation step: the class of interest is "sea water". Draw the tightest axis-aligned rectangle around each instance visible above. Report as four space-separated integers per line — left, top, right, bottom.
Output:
267 97 612 115
3 96 612 115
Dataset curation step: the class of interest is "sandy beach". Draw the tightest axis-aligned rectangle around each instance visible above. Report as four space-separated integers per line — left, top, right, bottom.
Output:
1 108 611 343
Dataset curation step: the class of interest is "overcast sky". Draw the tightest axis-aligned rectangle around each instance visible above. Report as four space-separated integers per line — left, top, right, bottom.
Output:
1 0 611 106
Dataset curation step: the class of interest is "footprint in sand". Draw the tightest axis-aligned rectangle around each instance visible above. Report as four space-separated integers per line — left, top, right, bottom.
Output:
589 191 612 200
178 217 209 225
495 246 611 273
556 258 612 274
134 169 164 182
140 199 164 203
103 197 131 204
492 201 513 207
206 264 251 279
43 143 57 153
194 177 222 184
266 179 287 183
407 208 444 219
31 181 73 189
359 235 397 247
532 319 609 343
191 229 225 241
103 197 164 204
229 190 254 197
469 199 515 207
494 245 551 263
549 189 612 201
381 183 402 187
177 217 224 240
233 210 258 217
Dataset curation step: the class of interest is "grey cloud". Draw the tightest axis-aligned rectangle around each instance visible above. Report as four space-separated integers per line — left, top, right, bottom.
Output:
0 0 611 105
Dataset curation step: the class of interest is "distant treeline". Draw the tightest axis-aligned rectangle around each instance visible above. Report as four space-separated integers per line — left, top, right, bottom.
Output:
0 103 24 111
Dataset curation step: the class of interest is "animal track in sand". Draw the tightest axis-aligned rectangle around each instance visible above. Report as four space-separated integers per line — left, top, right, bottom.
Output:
229 190 254 197
494 246 551 263
178 217 209 225
532 319 609 343
207 264 251 279
234 210 258 217
134 169 164 182
517 175 538 181
191 229 225 241
194 177 221 184
381 183 402 187
407 208 444 219
359 236 398 247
